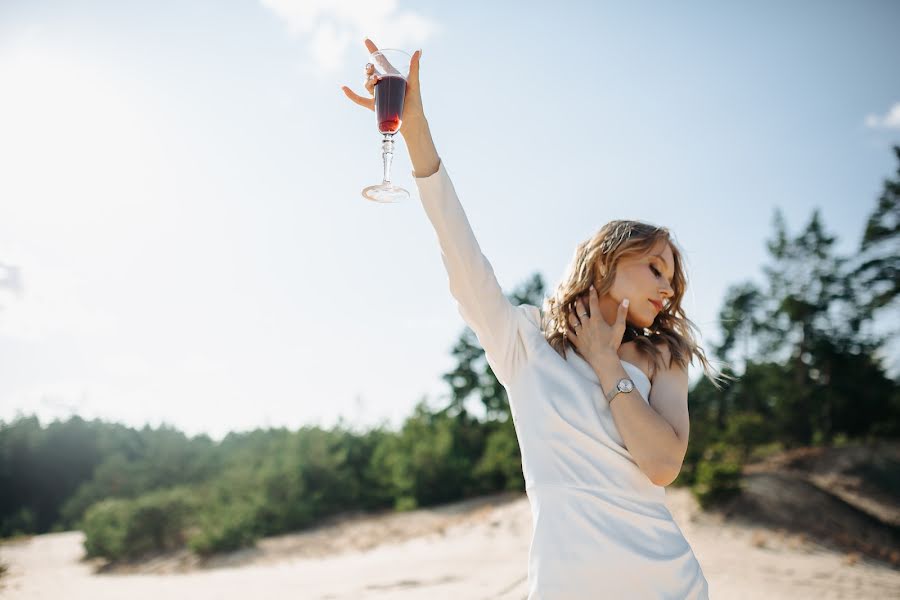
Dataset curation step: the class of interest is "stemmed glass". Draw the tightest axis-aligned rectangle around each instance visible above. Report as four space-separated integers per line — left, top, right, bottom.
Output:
361 49 411 203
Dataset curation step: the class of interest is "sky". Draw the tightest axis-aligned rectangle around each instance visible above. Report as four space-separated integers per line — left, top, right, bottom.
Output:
1 0 898 441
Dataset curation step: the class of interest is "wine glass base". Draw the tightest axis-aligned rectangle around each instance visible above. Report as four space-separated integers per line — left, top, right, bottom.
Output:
362 184 409 203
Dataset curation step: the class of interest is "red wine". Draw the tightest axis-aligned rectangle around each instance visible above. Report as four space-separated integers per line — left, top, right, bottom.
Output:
374 74 407 134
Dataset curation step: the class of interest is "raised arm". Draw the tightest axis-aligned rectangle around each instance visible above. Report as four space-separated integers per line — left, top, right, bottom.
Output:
412 152 528 387
342 40 529 386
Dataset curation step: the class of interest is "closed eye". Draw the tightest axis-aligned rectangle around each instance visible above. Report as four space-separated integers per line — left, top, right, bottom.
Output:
650 264 673 290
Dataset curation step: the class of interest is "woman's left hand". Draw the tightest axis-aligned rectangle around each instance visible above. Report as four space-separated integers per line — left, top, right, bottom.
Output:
567 286 629 363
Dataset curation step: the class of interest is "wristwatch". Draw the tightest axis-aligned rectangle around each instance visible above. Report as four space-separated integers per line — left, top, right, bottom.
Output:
605 377 635 404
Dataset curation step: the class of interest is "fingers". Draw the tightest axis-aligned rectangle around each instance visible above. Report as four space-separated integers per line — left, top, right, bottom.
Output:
367 39 399 75
575 297 591 319
364 38 392 73
409 49 421 85
618 298 630 324
588 284 599 312
566 304 581 333
567 297 588 341
361 62 381 95
341 86 375 111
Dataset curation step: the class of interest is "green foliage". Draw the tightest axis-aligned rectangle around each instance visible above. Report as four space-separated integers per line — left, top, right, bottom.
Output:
747 440 786 462
370 401 487 510
249 426 360 535
187 495 260 556
81 499 131 559
473 419 524 492
722 412 770 461
82 487 198 561
0 415 106 536
691 443 744 509
1 507 36 538
58 426 220 529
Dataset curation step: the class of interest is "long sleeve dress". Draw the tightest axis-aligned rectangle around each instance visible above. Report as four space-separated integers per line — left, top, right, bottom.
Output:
413 158 710 600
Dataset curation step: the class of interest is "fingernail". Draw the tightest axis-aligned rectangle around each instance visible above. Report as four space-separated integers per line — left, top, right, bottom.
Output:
623 299 629 307
590 285 595 291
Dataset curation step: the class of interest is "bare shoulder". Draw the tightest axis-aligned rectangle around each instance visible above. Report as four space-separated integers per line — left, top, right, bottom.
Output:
618 340 677 383
651 341 673 380
650 341 687 383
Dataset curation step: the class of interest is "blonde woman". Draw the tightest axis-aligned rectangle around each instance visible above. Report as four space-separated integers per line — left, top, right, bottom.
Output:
343 39 725 600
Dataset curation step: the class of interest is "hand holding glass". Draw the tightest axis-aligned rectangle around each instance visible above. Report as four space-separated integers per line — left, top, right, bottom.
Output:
361 49 411 203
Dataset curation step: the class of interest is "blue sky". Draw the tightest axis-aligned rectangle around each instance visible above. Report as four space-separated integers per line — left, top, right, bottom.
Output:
1 1 898 440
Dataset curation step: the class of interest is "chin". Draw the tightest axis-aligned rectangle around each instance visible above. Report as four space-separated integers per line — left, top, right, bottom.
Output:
630 314 656 329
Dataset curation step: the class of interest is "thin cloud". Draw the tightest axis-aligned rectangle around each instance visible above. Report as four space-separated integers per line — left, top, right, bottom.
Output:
864 102 900 130
260 0 438 72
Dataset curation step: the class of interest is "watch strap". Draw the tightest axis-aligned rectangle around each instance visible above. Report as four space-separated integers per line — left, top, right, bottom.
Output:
605 377 635 403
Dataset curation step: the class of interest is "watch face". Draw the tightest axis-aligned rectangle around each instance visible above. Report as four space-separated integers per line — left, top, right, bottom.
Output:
618 378 634 393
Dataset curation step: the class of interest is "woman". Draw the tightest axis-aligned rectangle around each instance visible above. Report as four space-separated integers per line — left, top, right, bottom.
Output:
343 39 727 600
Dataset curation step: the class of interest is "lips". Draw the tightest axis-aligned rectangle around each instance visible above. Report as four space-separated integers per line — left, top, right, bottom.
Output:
649 299 663 312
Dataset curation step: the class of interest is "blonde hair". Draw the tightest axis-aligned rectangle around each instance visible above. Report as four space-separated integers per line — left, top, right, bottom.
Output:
540 220 732 389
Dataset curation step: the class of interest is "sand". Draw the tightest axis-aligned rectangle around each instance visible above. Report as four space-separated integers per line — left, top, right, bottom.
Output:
1 487 899 599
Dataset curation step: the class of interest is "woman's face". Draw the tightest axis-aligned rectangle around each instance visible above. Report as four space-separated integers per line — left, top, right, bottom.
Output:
596 238 676 329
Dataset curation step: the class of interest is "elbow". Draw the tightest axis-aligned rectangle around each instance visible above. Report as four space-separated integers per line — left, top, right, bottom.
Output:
650 461 682 487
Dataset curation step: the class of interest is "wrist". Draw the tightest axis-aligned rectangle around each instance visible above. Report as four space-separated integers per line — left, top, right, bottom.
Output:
400 116 429 141
589 349 621 372
401 117 440 178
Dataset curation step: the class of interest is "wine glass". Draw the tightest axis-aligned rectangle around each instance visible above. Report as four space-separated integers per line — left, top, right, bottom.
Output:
361 49 411 203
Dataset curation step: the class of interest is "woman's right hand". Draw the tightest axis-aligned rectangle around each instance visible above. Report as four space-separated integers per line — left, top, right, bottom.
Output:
341 38 426 137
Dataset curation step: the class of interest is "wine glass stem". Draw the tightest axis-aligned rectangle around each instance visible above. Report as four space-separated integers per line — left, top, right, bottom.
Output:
380 133 395 185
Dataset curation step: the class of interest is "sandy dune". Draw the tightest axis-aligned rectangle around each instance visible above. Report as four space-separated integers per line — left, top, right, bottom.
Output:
1 487 899 599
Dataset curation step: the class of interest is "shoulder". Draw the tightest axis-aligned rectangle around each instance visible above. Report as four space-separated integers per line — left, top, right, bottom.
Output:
518 303 542 329
625 340 674 384
650 341 686 384
654 341 673 368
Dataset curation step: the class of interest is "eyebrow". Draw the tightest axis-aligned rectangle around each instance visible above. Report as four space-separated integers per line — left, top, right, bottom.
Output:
651 254 674 284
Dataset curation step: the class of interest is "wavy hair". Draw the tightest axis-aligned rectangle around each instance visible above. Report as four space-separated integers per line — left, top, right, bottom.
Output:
540 220 732 389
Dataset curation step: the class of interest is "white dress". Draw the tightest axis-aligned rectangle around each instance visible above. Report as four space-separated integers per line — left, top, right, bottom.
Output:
413 159 710 599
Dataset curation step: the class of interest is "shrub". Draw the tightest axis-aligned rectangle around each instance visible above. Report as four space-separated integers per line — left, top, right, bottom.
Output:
473 422 524 492
186 499 260 556
723 412 770 461
691 442 744 509
81 487 198 561
81 499 133 559
0 507 36 538
371 401 492 510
